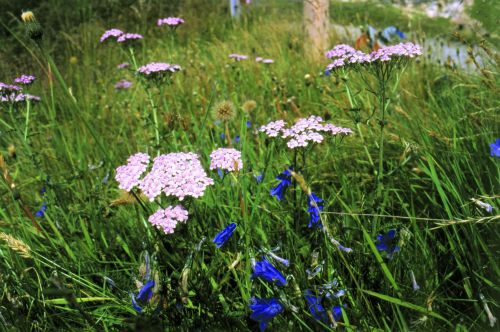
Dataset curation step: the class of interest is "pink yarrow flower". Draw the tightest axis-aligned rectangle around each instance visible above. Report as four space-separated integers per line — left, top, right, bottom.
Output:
115 152 150 191
210 148 243 172
117 33 143 43
100 28 123 42
148 205 189 234
117 62 129 69
14 75 36 85
157 17 185 27
259 116 353 149
229 54 249 61
139 152 213 201
115 79 133 90
137 62 181 80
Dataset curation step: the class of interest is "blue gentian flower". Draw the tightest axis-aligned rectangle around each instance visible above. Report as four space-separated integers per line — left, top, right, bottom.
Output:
217 168 224 178
252 258 287 286
35 202 47 218
266 251 289 267
246 120 252 128
270 169 292 200
375 229 400 260
332 305 342 321
396 29 406 39
249 297 284 331
304 290 328 322
213 223 237 248
307 193 323 228
490 138 500 157
234 135 241 143
324 70 331 76
254 173 263 183
304 290 344 323
131 280 155 313
220 133 225 140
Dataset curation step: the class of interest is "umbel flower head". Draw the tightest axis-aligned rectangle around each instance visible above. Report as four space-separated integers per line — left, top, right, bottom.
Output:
249 297 284 332
21 11 43 41
137 62 181 84
148 205 189 234
209 148 243 172
212 100 236 122
157 17 185 27
14 75 36 85
100 28 124 42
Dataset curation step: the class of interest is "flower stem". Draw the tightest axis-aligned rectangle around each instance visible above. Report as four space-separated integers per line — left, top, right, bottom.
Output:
23 98 31 142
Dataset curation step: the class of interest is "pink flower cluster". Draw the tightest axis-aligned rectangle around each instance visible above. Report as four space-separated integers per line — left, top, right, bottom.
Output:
256 57 274 64
325 42 422 72
1 93 41 103
148 205 189 234
0 82 21 96
99 29 143 43
138 152 213 201
115 152 150 191
137 62 181 79
258 120 286 137
229 54 249 61
210 148 243 172
100 28 123 42
259 116 353 149
14 75 36 85
117 33 143 43
157 17 185 27
115 79 133 90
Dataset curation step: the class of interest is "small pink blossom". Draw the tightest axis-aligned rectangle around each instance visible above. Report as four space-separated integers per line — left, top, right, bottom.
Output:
115 153 150 191
210 148 243 172
148 205 189 234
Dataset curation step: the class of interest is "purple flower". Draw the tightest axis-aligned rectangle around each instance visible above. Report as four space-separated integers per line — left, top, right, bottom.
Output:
270 169 292 200
375 229 400 260
304 290 343 324
213 223 237 248
249 297 284 332
114 79 133 90
254 173 263 183
14 75 36 85
131 280 155 313
100 28 123 42
117 62 129 69
157 17 185 27
137 62 181 81
246 120 252 128
0 82 21 96
251 258 287 286
490 138 500 157
35 202 47 217
117 33 143 43
307 193 323 228
148 205 189 235
209 148 243 172
229 53 249 61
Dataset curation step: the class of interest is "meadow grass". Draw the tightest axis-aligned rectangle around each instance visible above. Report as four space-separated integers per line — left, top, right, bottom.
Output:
0 2 499 331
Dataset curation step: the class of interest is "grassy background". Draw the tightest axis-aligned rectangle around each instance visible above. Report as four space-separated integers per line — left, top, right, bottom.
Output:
0 0 499 331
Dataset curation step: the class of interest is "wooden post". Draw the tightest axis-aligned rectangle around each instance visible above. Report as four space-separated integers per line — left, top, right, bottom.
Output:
303 0 330 60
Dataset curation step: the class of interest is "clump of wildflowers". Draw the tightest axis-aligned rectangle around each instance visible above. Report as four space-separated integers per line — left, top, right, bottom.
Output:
115 152 150 192
148 205 189 234
249 297 284 331
100 28 124 42
117 33 143 43
256 57 274 64
138 152 213 201
14 75 36 86
229 53 248 61
209 148 243 172
137 62 181 82
157 17 185 27
115 79 133 90
259 116 353 149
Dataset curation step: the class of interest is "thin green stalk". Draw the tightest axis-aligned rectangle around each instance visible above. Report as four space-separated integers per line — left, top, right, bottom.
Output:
23 98 31 141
